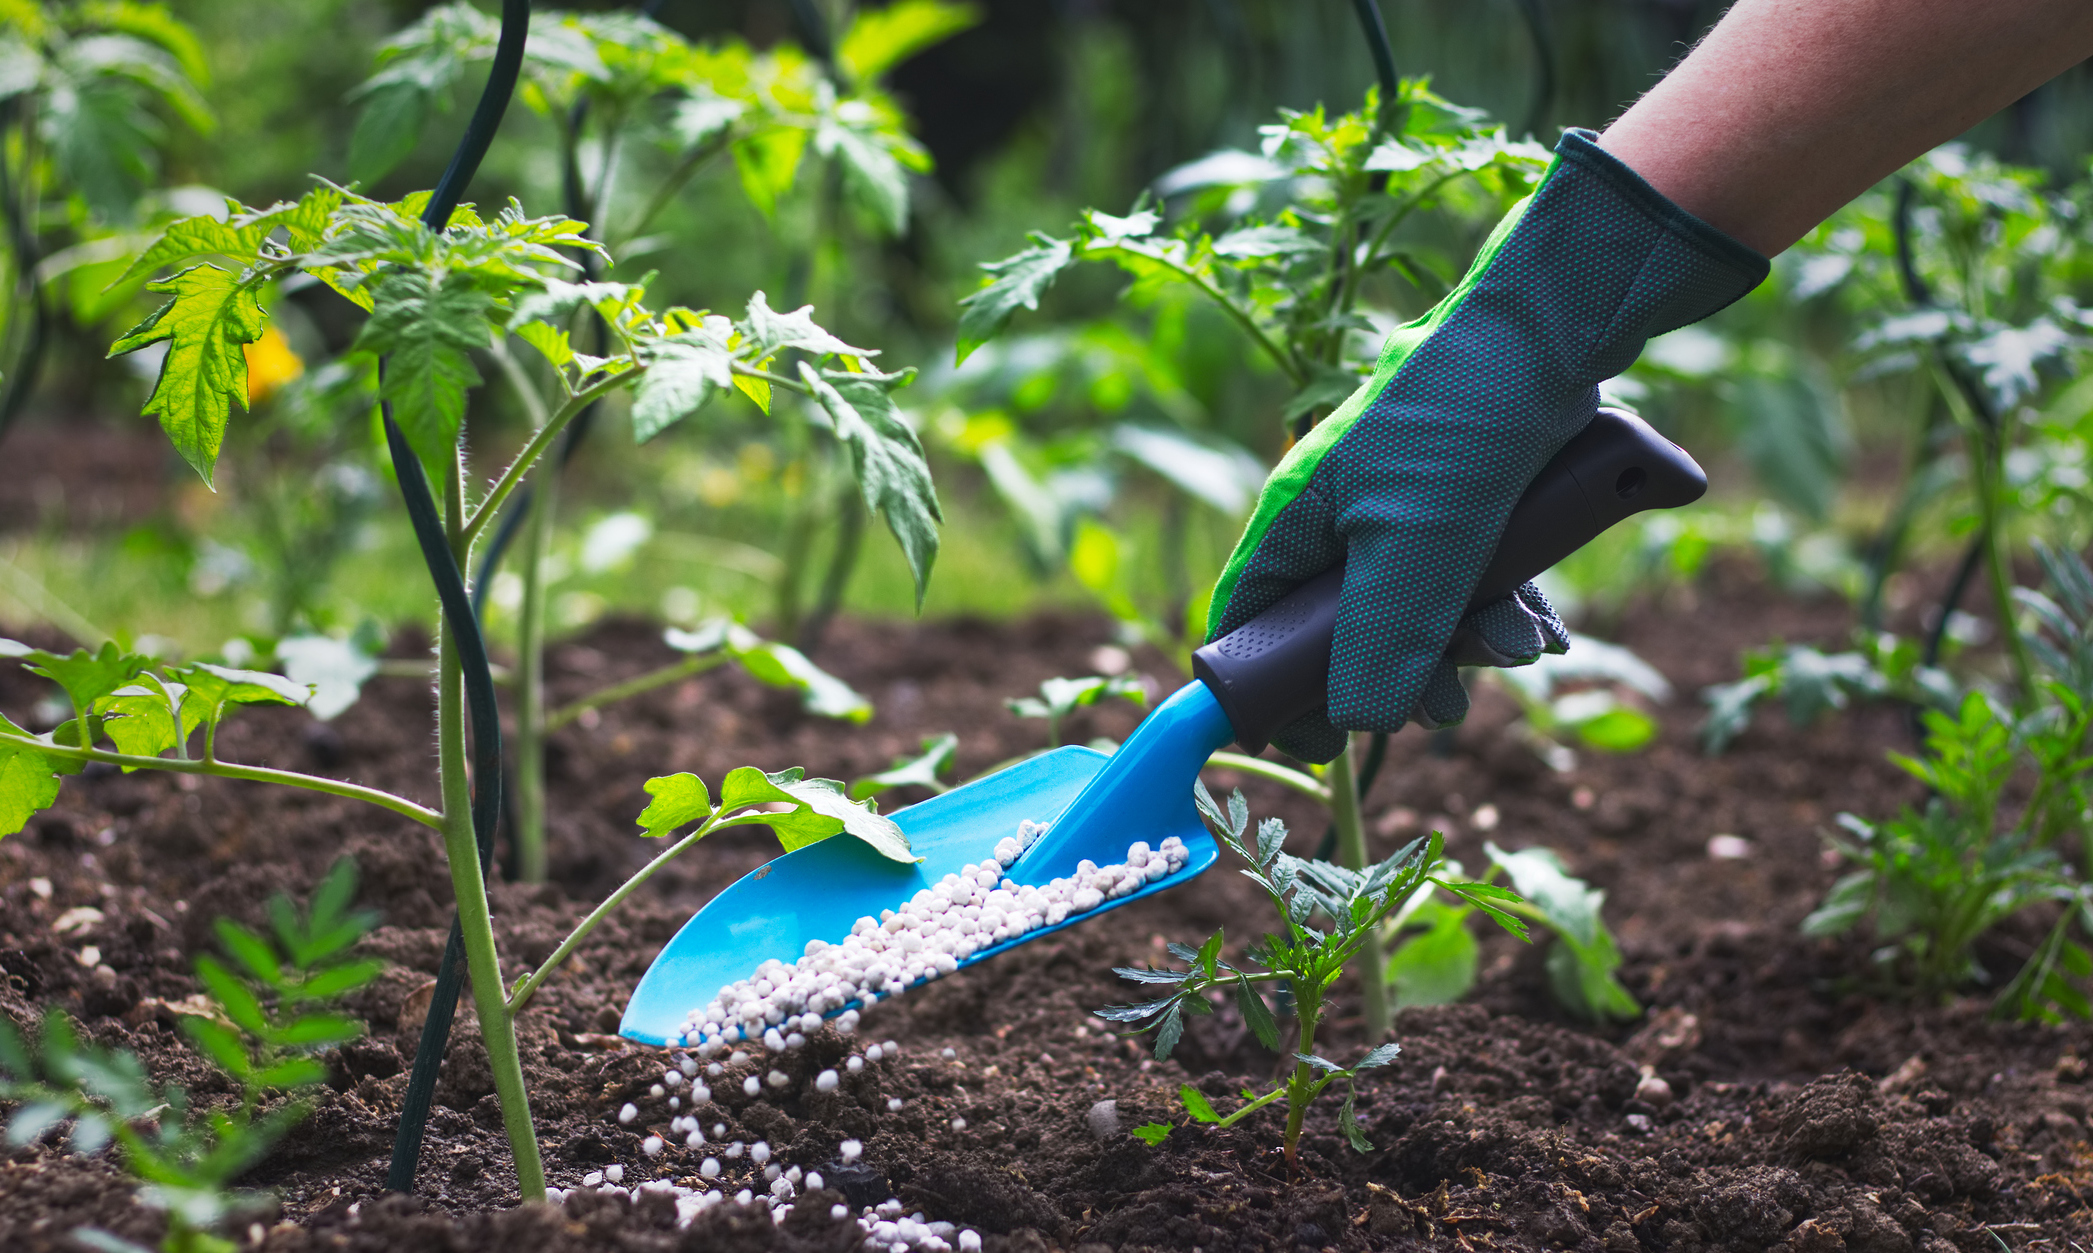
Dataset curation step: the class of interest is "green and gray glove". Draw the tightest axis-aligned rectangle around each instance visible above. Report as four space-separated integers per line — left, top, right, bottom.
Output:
1208 128 1767 763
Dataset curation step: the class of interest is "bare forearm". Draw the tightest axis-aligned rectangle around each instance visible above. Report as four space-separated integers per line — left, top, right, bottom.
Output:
1601 0 2093 255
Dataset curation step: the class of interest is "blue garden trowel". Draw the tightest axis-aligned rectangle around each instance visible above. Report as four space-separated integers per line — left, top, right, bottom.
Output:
620 409 1705 1045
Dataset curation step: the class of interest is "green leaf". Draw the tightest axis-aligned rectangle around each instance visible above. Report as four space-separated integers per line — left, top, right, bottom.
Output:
7 1100 72 1146
798 363 942 608
290 959 384 1004
1356 1043 1402 1070
838 0 979 81
725 627 874 723
1254 817 1286 868
172 662 309 729
1233 974 1280 1050
212 919 282 988
23 642 151 719
818 116 912 236
632 324 736 442
1152 999 1185 1060
253 1057 329 1091
0 718 66 836
107 264 266 484
268 1013 362 1049
717 766 915 863
347 79 433 185
193 956 267 1036
1570 705 1659 753
732 124 808 218
955 234 1074 365
1195 929 1224 980
114 211 266 288
1486 843 1639 1023
514 320 573 371
276 634 379 722
354 266 493 470
636 772 713 838
47 72 159 218
1339 1083 1373 1153
850 733 957 800
1129 1121 1172 1147
1385 896 1479 1009
1801 869 1875 938
96 675 193 762
178 1016 253 1081
1179 1083 1220 1124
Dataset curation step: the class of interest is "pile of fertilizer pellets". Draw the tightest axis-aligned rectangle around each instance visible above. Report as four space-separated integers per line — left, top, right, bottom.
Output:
546 1123 984 1251
676 825 1192 1048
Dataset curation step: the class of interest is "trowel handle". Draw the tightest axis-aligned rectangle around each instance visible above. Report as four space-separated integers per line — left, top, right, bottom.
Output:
1191 408 1706 755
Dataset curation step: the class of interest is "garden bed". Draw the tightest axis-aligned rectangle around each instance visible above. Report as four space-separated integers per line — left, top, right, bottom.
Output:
3 566 2091 1253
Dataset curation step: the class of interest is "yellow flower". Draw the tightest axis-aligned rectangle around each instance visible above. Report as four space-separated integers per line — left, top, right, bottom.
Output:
243 326 303 405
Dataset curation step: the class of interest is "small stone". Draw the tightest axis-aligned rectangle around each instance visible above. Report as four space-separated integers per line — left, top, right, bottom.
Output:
1087 1099 1120 1140
1706 833 1753 860
1624 1113 1654 1135
1635 1073 1675 1109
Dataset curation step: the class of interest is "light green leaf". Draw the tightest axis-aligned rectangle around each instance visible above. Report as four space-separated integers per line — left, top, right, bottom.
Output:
1108 424 1266 515
354 267 493 470
21 642 150 716
850 733 957 800
1129 1122 1172 1147
798 363 942 607
107 263 266 484
820 117 910 236
95 674 193 763
276 634 378 721
1385 895 1479 1009
1178 1084 1221 1123
732 124 808 218
1485 843 1639 1022
741 291 867 359
173 662 309 728
114 211 265 288
0 715 62 837
636 772 713 839
347 76 436 185
632 324 736 442
955 234 1074 365
724 625 873 723
838 0 979 82
514 321 573 370
717 766 914 862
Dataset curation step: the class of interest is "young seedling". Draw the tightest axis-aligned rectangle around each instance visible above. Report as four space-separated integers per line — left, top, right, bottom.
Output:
1101 784 1527 1169
1005 673 1148 749
850 733 959 800
1805 543 2093 1020
0 858 382 1253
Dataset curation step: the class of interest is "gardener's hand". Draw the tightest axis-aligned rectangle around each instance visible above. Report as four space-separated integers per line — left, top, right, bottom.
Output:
1208 130 1767 764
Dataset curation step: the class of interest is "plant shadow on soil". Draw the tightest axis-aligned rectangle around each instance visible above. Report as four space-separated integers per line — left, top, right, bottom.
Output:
4 560 2093 1253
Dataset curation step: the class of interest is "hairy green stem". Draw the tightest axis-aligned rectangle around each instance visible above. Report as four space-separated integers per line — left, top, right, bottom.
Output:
508 817 717 1014
438 457 544 1201
621 137 729 244
544 652 727 733
1093 242 1302 385
1205 751 1330 803
1281 981 1321 1167
461 369 635 550
0 730 443 828
513 467 555 885
1328 740 1389 1038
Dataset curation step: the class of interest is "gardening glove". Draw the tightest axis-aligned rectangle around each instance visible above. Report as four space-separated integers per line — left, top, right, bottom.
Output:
1208 128 1768 763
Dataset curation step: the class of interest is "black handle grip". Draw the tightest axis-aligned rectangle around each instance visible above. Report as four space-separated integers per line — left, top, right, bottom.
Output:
1192 408 1706 755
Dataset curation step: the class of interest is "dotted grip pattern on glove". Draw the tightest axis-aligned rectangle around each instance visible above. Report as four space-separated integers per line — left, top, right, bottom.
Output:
1208 129 1768 763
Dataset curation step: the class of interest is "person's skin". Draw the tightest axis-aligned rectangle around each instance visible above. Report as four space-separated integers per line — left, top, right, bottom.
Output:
1599 0 2093 256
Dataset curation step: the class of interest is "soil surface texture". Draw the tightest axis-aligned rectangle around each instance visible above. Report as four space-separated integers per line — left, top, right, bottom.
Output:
3 563 2091 1253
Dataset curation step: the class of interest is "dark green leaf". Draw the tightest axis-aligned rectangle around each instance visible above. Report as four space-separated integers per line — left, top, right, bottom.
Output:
1339 1083 1373 1153
798 362 942 609
955 234 1074 365
1233 974 1280 1050
347 80 433 185
1293 1052 1346 1075
1356 1043 1402 1070
193 956 266 1036
1255 817 1286 868
1386 896 1479 1009
1152 1000 1185 1060
1113 965 1193 986
354 267 493 471
107 264 266 484
212 920 281 987
1195 929 1224 980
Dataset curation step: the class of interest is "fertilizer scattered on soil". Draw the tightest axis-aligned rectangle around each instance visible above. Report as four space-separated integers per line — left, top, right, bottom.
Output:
675 824 1190 1050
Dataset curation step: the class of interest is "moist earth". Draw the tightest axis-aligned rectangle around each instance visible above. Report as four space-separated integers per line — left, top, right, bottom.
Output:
2 562 2091 1253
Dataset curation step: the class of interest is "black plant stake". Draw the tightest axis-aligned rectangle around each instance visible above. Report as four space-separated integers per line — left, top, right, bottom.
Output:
385 0 531 1196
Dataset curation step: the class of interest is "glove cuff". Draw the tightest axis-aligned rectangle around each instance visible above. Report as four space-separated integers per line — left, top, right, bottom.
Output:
1553 129 1768 291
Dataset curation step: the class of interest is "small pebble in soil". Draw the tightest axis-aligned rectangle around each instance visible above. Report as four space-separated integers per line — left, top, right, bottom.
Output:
1636 1072 1676 1108
1625 1113 1654 1135
707 1063 724 1077
673 829 1189 1047
816 1069 839 1092
617 1103 637 1125
765 1163 781 1182
583 1171 604 1187
668 1096 679 1109
1706 833 1753 860
1087 1099 1120 1140
941 1048 956 1060
685 1132 704 1149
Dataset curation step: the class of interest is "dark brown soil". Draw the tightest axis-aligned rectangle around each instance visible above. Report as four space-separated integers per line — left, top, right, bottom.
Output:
4 563 2091 1253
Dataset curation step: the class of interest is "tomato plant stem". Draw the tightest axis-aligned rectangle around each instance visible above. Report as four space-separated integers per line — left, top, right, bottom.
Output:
438 456 544 1202
1328 739 1390 1037
1281 982 1321 1168
513 462 555 885
0 731 444 828
461 370 634 551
